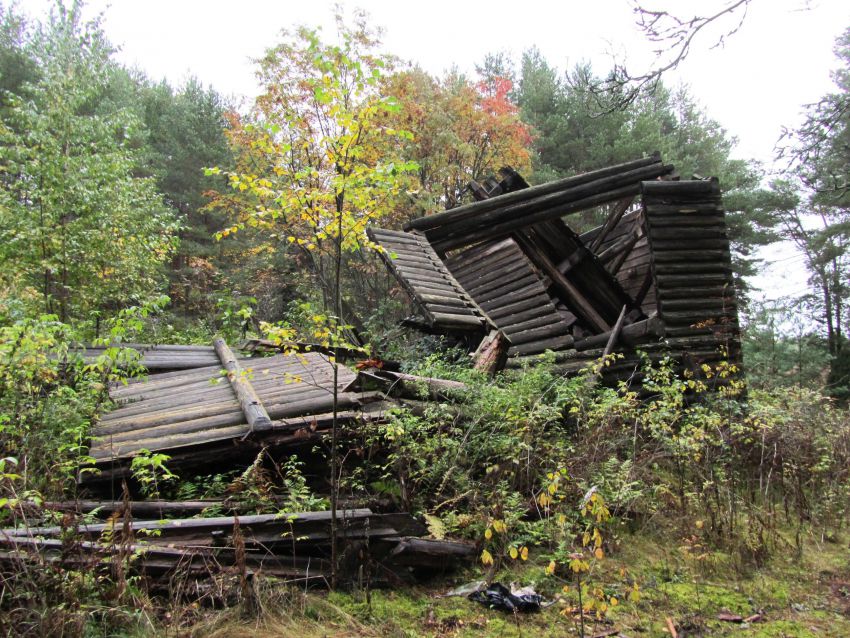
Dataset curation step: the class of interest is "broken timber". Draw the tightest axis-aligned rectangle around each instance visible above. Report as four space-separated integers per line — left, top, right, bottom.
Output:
0 508 475 588
371 153 743 384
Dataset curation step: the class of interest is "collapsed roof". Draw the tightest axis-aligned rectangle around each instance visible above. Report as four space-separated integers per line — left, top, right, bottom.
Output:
368 152 742 380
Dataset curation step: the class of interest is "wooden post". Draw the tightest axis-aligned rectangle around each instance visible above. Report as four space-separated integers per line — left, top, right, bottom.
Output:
213 337 273 432
589 196 634 253
602 305 628 358
472 330 510 376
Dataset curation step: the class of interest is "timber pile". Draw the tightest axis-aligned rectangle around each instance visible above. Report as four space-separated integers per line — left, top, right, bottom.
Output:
370 153 744 384
88 344 389 479
0 508 475 588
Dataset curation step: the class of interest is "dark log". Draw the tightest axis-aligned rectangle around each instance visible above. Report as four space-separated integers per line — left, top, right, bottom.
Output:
648 227 728 240
429 312 484 329
432 175 672 252
644 203 723 214
514 232 609 332
645 214 726 227
651 249 728 262
405 154 662 232
652 262 732 275
505 323 572 346
418 293 468 307
654 285 734 299
490 303 555 327
472 274 541 304
447 250 526 282
573 314 665 351
660 297 737 311
602 305 628 358
480 286 549 316
460 258 535 293
426 304 478 316
507 334 575 356
590 196 635 252
656 273 733 287
649 238 730 251
501 313 564 336
386 537 476 566
606 231 643 275
641 177 720 197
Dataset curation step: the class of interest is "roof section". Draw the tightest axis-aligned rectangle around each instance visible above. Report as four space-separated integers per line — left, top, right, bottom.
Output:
366 227 489 332
445 238 575 358
91 351 359 462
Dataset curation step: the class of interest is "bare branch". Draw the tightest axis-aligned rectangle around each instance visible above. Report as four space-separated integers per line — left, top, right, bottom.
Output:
583 0 752 113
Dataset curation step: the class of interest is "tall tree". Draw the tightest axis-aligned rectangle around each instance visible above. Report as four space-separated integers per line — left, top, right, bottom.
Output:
385 66 532 214
777 26 850 382
0 2 177 323
211 10 416 583
134 76 234 314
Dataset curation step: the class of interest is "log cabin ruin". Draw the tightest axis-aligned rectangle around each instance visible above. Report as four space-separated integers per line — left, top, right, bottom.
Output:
0 153 743 588
368 152 741 381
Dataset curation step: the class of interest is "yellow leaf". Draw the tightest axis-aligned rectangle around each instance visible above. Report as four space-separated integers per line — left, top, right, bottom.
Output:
484 528 492 540
594 547 604 559
492 520 507 534
509 547 518 559
520 546 529 561
610 597 619 606
480 549 493 566
545 560 556 575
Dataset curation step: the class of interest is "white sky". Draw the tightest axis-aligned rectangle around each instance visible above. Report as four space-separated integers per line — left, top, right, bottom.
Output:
19 0 850 303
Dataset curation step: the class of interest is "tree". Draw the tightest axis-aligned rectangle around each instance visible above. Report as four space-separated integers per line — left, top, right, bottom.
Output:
134 76 234 314
0 2 177 324
783 26 850 207
776 27 850 388
212 10 416 585
586 0 751 111
384 66 532 213
516 51 775 285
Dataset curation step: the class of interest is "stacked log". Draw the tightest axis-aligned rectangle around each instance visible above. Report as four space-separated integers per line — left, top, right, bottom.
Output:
0 508 475 588
404 154 673 252
642 179 741 367
445 238 576 359
71 343 220 370
90 351 366 464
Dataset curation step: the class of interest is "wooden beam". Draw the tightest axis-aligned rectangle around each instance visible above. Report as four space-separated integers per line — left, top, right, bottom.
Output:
513 232 610 333
213 337 273 433
602 305 628 358
589 196 635 252
405 154 662 232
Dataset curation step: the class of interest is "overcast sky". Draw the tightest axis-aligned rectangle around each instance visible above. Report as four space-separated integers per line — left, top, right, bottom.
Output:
20 0 850 301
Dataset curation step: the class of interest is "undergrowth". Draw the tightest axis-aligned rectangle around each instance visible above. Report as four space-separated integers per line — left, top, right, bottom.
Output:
0 333 849 636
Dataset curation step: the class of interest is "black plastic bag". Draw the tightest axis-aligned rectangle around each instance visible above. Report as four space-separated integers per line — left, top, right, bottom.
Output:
468 582 543 613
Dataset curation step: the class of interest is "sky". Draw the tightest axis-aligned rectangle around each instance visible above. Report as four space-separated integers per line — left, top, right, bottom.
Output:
19 0 850 302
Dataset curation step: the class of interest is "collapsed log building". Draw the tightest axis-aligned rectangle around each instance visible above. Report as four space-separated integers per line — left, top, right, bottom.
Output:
368 152 741 383
1 153 743 588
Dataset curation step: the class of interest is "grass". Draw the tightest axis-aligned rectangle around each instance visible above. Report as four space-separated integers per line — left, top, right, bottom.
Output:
182 527 850 637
